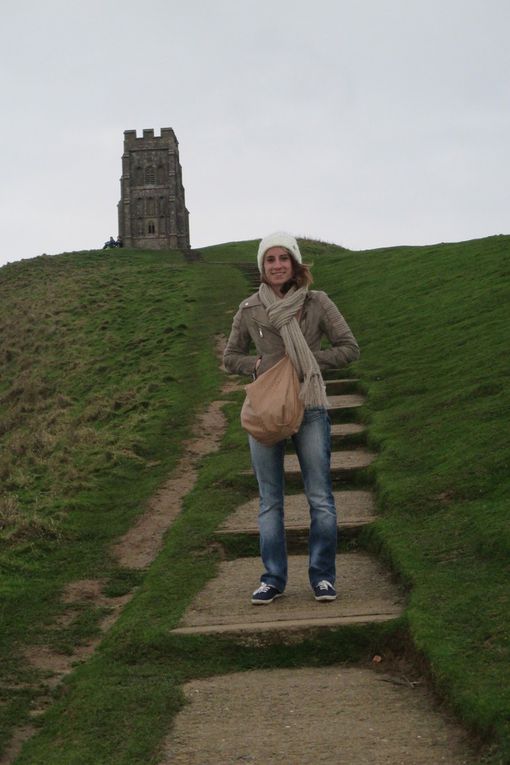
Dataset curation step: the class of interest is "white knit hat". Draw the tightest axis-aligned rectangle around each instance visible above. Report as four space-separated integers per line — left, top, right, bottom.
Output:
257 231 302 273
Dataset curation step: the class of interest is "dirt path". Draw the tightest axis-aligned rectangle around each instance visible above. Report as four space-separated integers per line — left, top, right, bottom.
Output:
113 336 241 569
112 395 235 569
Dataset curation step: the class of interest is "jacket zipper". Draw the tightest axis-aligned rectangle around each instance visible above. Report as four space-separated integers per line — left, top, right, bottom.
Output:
253 318 280 338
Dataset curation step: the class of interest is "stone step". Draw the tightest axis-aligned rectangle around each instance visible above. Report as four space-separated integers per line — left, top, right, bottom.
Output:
170 552 404 637
216 490 376 537
326 378 360 395
284 449 375 478
278 423 367 455
323 367 358 380
330 422 366 439
163 666 475 764
328 393 365 410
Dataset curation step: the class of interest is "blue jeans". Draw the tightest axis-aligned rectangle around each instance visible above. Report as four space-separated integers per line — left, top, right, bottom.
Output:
248 407 337 592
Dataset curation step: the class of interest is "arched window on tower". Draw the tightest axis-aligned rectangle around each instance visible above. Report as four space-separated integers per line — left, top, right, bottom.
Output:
145 166 155 185
147 197 155 215
147 221 156 235
157 165 165 184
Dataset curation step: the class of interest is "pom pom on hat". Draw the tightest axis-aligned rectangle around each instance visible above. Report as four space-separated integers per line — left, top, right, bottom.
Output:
257 231 302 273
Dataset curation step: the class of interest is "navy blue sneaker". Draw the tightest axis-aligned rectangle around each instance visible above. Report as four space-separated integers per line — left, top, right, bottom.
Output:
251 583 283 605
313 580 337 601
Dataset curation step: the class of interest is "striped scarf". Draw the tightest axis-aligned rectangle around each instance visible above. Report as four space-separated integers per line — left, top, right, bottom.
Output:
258 283 329 409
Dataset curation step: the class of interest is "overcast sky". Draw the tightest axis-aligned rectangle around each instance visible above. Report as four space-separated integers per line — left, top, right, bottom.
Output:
1 0 508 267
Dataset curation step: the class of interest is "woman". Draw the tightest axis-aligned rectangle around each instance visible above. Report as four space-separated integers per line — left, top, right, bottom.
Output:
224 232 360 604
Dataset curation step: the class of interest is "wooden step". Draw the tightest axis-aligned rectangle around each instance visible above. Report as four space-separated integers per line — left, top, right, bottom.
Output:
216 490 376 537
171 552 404 636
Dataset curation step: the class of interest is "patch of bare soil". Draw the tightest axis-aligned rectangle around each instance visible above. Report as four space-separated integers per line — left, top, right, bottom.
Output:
163 667 476 765
0 727 37 765
24 582 133 683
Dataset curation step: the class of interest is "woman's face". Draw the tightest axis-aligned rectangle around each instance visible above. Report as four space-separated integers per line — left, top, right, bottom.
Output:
263 247 294 293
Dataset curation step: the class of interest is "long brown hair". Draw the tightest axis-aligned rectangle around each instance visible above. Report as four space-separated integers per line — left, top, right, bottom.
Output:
261 252 313 293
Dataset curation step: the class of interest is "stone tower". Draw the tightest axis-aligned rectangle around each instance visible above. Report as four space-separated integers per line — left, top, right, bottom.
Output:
118 128 190 250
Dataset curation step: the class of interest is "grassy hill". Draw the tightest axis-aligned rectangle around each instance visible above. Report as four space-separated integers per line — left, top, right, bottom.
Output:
0 235 509 763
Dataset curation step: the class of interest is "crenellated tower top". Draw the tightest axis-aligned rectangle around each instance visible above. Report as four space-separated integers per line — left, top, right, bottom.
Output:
123 128 179 147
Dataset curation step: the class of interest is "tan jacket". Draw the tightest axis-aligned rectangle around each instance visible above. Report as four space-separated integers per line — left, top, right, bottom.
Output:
223 290 360 378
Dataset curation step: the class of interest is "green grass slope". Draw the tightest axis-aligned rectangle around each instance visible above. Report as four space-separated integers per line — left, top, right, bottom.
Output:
0 235 508 764
0 248 250 754
311 235 510 762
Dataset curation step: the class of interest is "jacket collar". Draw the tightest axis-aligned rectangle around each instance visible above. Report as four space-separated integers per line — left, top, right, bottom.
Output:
241 290 312 309
241 292 262 308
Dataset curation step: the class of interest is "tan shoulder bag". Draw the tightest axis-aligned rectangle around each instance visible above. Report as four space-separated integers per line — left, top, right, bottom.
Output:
240 356 304 446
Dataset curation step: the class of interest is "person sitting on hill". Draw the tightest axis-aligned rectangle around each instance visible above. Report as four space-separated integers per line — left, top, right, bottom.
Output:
102 236 117 249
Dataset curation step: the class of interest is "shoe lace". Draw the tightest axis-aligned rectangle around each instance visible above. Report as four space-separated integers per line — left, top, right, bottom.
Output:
316 580 332 591
255 584 272 594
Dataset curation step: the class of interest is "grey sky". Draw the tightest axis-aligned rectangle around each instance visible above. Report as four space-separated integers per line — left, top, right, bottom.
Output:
1 0 508 266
